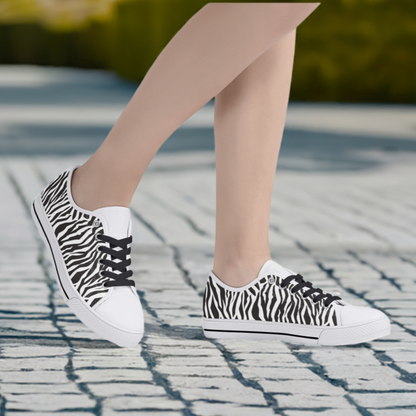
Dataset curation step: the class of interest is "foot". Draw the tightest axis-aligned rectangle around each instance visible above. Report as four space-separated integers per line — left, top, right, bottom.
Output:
31 166 144 347
202 259 390 346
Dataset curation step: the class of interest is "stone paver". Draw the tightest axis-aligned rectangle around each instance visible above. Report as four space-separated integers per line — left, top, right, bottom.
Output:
0 67 416 415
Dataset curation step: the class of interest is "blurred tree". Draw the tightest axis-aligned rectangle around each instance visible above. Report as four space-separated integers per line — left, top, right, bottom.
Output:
0 0 415 103
0 0 118 29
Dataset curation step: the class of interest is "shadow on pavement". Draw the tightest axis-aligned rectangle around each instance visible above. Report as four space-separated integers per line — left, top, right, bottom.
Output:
1 123 415 172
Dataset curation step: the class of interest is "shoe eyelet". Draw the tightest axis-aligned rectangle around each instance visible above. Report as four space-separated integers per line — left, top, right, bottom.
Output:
93 219 101 227
268 276 275 284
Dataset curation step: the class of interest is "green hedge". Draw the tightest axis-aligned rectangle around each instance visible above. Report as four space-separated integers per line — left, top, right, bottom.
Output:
0 0 415 103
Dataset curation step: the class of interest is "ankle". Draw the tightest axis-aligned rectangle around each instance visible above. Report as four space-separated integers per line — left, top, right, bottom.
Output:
71 166 130 211
212 254 271 288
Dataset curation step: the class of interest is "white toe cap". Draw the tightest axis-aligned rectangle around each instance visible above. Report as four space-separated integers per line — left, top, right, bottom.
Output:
340 304 388 326
95 289 144 333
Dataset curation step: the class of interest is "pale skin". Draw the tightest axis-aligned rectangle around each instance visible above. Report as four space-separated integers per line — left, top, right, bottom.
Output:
71 3 320 287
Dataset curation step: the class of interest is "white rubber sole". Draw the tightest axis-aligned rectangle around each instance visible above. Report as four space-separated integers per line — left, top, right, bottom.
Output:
203 316 391 346
31 193 143 347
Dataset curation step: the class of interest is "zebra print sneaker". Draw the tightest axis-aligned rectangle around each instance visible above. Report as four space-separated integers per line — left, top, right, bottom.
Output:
31 166 144 347
202 259 390 345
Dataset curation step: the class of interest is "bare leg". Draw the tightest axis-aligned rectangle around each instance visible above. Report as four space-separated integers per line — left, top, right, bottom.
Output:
72 3 319 210
213 31 296 287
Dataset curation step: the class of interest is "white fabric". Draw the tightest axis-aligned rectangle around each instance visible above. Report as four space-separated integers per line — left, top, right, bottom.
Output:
93 206 131 239
340 303 386 326
257 259 295 279
95 289 143 333
209 259 295 292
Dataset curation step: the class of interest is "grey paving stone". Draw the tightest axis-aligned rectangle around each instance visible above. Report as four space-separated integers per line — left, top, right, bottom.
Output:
259 379 344 395
87 382 166 397
220 338 292 353
10 413 95 416
350 392 416 408
0 371 69 384
371 410 416 416
191 402 275 416
179 387 267 405
72 356 148 370
150 346 222 356
158 356 229 367
310 348 381 367
346 378 416 391
0 345 69 358
323 364 406 383
168 376 242 389
0 357 69 371
285 410 363 416
274 393 353 409
370 341 416 352
144 337 208 347
5 393 96 411
234 353 305 368
104 395 185 410
75 369 154 383
0 383 80 394
154 365 233 377
380 350 416 362
238 366 323 381
102 411 182 416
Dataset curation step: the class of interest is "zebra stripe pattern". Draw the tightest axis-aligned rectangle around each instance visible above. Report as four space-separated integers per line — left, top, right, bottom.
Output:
41 170 109 308
203 274 338 326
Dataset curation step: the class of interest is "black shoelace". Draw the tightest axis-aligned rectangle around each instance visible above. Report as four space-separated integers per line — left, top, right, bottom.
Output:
97 235 135 288
281 274 341 307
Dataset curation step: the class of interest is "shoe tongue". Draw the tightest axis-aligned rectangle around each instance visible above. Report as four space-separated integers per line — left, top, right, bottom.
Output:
257 259 294 279
93 207 131 239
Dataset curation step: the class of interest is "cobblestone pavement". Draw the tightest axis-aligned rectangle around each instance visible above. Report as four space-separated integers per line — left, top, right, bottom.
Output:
1 67 416 415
